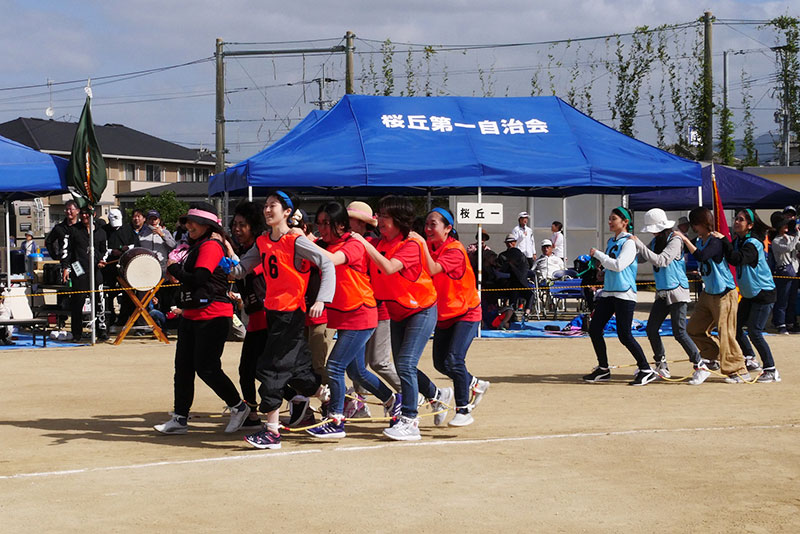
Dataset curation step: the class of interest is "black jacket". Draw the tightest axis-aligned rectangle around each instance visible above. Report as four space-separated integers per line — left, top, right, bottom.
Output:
64 222 107 288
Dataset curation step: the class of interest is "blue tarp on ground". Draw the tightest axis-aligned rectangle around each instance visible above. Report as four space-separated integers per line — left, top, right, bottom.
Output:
0 134 68 200
210 95 701 197
628 164 800 211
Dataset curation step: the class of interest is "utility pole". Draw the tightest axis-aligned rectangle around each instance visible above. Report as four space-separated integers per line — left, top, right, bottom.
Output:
774 45 791 166
723 50 728 111
215 38 225 175
703 11 714 161
345 31 355 94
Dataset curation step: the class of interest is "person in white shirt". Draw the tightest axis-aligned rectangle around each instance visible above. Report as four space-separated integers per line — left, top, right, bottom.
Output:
511 211 535 267
550 221 565 261
532 239 565 282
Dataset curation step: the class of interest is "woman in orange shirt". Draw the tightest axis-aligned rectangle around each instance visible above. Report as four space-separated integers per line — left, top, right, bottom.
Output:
352 196 439 441
414 208 490 427
230 191 335 450
306 202 401 439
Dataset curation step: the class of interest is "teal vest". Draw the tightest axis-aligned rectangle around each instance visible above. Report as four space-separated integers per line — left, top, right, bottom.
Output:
603 234 637 293
649 234 689 291
696 236 735 295
735 236 775 299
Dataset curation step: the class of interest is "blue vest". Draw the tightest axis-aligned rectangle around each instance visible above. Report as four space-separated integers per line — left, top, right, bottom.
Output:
603 234 637 293
649 234 689 291
735 236 776 298
696 236 735 295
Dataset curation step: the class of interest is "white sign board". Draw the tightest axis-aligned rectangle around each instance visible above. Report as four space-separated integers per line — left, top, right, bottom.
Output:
456 202 504 225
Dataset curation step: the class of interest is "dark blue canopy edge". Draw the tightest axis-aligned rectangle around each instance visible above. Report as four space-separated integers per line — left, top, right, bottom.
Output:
0 134 68 200
210 95 701 198
628 164 800 211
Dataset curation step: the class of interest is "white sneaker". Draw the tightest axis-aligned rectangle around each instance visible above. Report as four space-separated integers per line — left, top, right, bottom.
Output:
431 387 453 426
655 361 671 379
688 365 711 386
745 356 761 372
724 372 753 384
224 403 251 433
470 378 491 407
448 408 474 427
382 416 421 441
154 415 188 434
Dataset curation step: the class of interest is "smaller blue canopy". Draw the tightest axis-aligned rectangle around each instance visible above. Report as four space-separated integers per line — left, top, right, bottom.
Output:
210 95 701 197
0 134 68 200
628 164 800 210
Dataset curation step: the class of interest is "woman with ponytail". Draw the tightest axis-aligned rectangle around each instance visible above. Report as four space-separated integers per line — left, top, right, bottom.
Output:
715 208 780 383
583 206 658 386
412 207 490 427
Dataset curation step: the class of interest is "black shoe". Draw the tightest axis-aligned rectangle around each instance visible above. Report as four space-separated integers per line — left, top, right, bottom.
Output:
788 324 800 334
629 369 658 386
0 338 14 346
240 417 263 431
98 331 109 341
583 367 611 382
703 359 720 371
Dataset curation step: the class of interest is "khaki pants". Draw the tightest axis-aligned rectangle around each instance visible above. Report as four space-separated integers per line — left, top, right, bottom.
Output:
305 323 334 385
687 290 746 375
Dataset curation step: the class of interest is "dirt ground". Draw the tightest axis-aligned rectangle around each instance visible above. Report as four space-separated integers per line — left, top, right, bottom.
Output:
1 328 798 533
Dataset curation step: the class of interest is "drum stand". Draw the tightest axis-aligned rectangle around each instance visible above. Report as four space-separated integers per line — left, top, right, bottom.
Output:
113 276 169 345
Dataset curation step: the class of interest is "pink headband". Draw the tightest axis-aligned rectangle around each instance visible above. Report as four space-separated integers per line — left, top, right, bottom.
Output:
186 208 221 225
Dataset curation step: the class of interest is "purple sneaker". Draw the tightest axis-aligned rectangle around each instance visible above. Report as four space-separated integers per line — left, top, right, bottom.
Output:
383 393 403 426
244 429 282 450
306 419 346 439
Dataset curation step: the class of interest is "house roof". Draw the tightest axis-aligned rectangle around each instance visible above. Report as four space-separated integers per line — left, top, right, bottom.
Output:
115 181 210 200
0 117 215 165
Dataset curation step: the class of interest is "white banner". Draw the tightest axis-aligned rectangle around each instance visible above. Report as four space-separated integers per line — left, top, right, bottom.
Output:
456 202 503 225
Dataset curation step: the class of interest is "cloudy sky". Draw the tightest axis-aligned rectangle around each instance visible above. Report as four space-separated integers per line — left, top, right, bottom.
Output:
0 0 795 162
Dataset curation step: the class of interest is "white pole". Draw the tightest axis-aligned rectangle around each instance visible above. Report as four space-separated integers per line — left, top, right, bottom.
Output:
561 196 568 262
248 186 253 202
698 185 703 207
4 200 11 286
527 196 534 239
89 209 96 345
477 186 482 339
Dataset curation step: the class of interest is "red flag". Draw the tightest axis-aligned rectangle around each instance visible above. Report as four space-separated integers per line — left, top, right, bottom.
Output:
711 166 737 283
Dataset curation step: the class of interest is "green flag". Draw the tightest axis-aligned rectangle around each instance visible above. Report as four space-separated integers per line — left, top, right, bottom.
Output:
67 94 107 207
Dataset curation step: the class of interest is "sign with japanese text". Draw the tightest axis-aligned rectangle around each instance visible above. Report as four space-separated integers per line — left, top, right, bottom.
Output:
456 202 503 225
380 114 549 135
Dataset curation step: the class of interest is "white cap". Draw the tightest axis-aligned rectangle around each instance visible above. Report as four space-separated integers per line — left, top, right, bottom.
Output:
541 239 553 247
784 205 797 213
641 208 675 234
108 208 123 228
518 211 529 219
504 233 516 242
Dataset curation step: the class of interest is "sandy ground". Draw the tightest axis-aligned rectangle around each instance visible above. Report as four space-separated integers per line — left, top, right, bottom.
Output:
1 327 799 533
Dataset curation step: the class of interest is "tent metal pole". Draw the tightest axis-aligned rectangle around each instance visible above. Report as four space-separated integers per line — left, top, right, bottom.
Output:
561 196 567 261
426 189 432 212
4 200 10 286
477 186 482 339
527 196 534 239
89 210 96 346
698 185 703 207
248 186 253 202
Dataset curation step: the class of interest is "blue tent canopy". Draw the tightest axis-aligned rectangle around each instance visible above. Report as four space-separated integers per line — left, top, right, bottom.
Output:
628 164 800 211
0 134 68 200
209 95 701 197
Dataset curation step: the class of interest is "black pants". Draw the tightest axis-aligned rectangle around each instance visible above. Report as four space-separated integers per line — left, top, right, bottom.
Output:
256 309 320 413
69 279 106 340
239 328 268 408
173 316 240 417
589 296 649 370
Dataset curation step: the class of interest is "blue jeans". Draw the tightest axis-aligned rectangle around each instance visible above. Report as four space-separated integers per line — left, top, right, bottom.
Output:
645 299 701 365
736 298 775 369
390 305 437 418
772 264 797 327
419 320 478 408
326 328 393 415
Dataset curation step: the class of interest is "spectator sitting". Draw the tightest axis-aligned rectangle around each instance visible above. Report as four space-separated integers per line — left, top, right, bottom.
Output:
497 233 535 313
532 238 565 283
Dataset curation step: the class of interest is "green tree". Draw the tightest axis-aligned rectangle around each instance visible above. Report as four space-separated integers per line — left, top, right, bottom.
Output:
767 16 800 147
740 70 758 167
131 190 189 231
717 104 736 165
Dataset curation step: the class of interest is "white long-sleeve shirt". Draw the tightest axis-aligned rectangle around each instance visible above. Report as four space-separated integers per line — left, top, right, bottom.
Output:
512 224 535 259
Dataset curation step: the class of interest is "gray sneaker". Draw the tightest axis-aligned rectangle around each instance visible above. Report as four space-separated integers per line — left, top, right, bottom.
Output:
688 364 711 386
724 372 753 384
224 402 251 433
431 387 454 426
703 359 720 371
757 368 781 383
382 416 421 441
655 361 671 379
